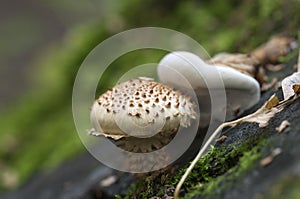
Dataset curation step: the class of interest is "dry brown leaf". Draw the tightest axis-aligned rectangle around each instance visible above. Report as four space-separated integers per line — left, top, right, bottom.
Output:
207 53 259 78
265 94 280 109
251 35 297 64
275 120 290 133
238 94 281 128
293 84 300 94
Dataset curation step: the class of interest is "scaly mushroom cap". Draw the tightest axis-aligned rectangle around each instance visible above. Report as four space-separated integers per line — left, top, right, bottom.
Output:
90 77 196 141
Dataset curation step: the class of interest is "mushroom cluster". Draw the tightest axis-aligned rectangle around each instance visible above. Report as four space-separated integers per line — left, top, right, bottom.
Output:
89 77 196 152
89 52 263 152
89 35 296 175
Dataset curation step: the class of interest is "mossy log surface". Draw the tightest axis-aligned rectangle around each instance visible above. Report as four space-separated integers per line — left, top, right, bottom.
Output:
2 56 300 199
0 1 299 198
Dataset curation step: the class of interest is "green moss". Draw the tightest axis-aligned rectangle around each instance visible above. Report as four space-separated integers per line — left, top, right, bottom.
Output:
121 177 160 199
178 141 264 198
121 136 267 199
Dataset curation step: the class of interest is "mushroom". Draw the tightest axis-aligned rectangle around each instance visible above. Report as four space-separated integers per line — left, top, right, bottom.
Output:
157 51 260 125
89 51 261 155
89 77 196 152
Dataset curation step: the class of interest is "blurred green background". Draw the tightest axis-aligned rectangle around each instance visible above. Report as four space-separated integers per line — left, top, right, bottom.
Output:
0 0 299 192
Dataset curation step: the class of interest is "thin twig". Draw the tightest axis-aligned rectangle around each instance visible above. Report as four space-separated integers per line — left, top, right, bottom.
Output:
174 108 263 198
174 120 237 199
173 93 290 198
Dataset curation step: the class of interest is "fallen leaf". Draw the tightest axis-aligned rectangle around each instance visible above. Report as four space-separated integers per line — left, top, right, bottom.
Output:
293 84 300 94
275 120 290 133
265 94 280 109
207 53 259 78
239 94 281 128
251 35 297 64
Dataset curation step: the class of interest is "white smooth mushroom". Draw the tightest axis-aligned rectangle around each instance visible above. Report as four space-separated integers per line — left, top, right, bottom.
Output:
157 51 260 124
89 77 196 152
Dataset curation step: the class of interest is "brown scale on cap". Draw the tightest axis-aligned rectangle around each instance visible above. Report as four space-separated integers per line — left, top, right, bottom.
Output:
89 77 196 152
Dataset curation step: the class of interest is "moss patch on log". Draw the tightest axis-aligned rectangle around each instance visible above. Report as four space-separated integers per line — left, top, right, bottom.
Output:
119 134 269 199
